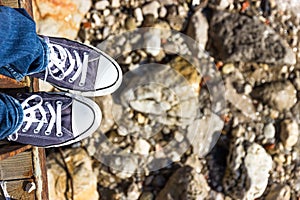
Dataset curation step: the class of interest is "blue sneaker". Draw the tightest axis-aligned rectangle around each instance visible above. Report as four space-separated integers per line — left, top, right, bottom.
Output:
33 36 122 97
8 92 101 147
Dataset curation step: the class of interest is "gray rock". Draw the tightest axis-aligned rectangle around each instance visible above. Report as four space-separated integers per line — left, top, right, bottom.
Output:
265 184 291 200
251 81 297 112
208 11 296 65
156 166 210 200
280 119 299 148
186 9 208 50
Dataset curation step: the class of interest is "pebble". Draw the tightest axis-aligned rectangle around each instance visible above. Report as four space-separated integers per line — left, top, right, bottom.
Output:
103 9 110 17
105 15 115 26
264 123 276 139
125 17 137 30
159 6 167 18
280 119 299 149
142 1 161 19
134 139 151 155
95 0 109 10
111 0 120 8
222 63 235 74
134 8 144 22
192 0 200 6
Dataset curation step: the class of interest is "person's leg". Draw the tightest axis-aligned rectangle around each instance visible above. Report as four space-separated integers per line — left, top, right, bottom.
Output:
0 6 48 81
0 94 23 139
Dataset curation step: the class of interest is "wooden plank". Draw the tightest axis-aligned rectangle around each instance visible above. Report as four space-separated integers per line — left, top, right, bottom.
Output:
32 147 48 200
0 179 35 200
0 143 32 161
1 0 18 7
0 151 33 180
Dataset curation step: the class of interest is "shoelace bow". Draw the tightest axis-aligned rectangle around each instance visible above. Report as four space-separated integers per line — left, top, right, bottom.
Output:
8 95 63 141
44 37 89 86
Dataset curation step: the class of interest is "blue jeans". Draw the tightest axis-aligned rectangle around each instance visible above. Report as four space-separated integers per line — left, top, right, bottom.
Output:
0 6 48 139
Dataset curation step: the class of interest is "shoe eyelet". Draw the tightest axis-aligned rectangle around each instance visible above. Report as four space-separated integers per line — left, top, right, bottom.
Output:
34 129 40 134
79 82 85 87
68 78 74 83
59 74 64 79
56 101 63 105
56 132 63 137
45 131 51 136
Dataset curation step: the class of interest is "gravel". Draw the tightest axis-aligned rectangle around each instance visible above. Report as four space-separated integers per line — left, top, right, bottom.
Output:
44 0 300 199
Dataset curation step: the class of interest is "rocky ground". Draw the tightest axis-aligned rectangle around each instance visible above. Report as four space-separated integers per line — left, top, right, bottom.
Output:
34 0 300 199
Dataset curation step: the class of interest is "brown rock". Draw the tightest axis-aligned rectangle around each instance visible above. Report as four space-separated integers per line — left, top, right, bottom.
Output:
33 0 92 39
156 166 210 200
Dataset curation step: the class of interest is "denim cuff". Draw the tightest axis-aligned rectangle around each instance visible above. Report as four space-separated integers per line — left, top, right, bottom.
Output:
0 64 24 81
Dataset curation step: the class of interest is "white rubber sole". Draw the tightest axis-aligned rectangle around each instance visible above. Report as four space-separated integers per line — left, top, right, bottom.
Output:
54 43 122 97
46 93 102 148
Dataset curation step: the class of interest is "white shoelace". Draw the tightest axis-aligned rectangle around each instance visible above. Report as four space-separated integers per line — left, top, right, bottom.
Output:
44 38 89 86
0 181 11 200
8 95 63 141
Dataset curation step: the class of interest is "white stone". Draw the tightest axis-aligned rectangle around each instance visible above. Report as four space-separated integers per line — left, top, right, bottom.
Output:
103 9 110 17
280 119 299 148
111 0 120 8
134 8 144 22
142 1 161 18
159 6 167 18
264 123 276 139
95 0 109 10
244 143 272 199
192 0 200 6
134 139 151 155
